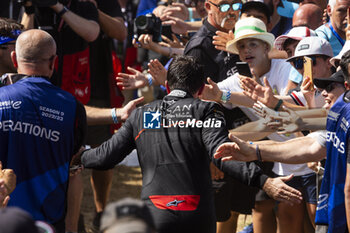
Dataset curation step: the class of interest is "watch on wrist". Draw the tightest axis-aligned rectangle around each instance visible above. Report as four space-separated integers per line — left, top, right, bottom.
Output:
58 6 69 17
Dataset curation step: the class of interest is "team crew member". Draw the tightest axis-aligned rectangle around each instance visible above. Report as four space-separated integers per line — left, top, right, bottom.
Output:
77 55 302 233
0 29 86 233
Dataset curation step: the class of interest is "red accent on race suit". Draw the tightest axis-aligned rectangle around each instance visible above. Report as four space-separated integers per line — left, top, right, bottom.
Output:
149 195 200 211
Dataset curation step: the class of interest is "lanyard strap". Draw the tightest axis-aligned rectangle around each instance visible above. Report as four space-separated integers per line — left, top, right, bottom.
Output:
328 22 345 46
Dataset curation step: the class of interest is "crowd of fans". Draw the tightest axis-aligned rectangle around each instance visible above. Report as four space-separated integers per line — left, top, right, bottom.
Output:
0 0 350 232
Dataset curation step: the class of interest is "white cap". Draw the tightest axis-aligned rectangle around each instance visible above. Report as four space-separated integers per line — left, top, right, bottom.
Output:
286 36 333 62
274 26 317 50
330 40 350 67
226 18 275 54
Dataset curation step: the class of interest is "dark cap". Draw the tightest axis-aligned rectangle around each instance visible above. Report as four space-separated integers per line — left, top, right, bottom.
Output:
314 70 345 89
241 1 271 22
100 198 155 233
0 207 55 233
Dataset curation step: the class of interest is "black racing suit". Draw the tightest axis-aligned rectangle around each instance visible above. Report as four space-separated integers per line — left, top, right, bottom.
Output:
81 90 268 233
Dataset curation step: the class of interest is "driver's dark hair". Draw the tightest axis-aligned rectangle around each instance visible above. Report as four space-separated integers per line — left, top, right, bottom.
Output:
0 17 23 38
167 55 205 95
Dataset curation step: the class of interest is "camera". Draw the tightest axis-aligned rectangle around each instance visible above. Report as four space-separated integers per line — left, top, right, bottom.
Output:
134 13 162 42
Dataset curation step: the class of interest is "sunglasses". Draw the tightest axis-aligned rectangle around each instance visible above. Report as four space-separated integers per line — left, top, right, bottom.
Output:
209 1 242 12
292 56 317 70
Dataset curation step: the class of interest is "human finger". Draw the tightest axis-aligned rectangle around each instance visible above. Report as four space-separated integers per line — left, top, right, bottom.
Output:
214 142 239 159
161 35 172 44
2 196 9 207
240 77 257 90
116 73 133 79
131 97 145 106
277 186 303 204
280 174 294 182
263 77 272 89
127 66 139 74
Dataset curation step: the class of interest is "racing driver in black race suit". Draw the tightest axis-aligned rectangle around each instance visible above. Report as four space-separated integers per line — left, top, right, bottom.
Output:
78 56 302 233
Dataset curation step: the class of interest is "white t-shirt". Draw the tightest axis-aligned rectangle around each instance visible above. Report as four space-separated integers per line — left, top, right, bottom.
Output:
218 59 314 176
290 89 325 108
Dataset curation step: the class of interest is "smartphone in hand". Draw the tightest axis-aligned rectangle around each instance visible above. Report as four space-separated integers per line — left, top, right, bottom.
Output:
236 62 252 78
303 56 314 91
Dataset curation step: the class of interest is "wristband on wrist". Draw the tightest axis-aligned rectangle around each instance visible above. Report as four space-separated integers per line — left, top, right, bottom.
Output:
111 108 118 124
188 8 193 22
220 91 231 103
146 73 153 86
24 5 35 15
256 144 262 162
58 6 69 17
274 99 283 111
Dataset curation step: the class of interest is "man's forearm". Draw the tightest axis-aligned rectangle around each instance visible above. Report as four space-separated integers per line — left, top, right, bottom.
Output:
81 122 135 169
85 105 113 125
299 118 327 131
51 3 100 42
296 108 328 118
229 119 274 141
258 136 326 163
279 96 308 110
98 10 127 41
187 21 202 30
229 92 255 107
85 105 126 125
21 13 34 29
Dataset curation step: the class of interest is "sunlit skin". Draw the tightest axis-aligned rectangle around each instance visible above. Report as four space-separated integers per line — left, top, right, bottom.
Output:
283 39 299 58
327 0 350 38
292 3 323 30
236 38 271 77
321 82 346 109
205 0 241 32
